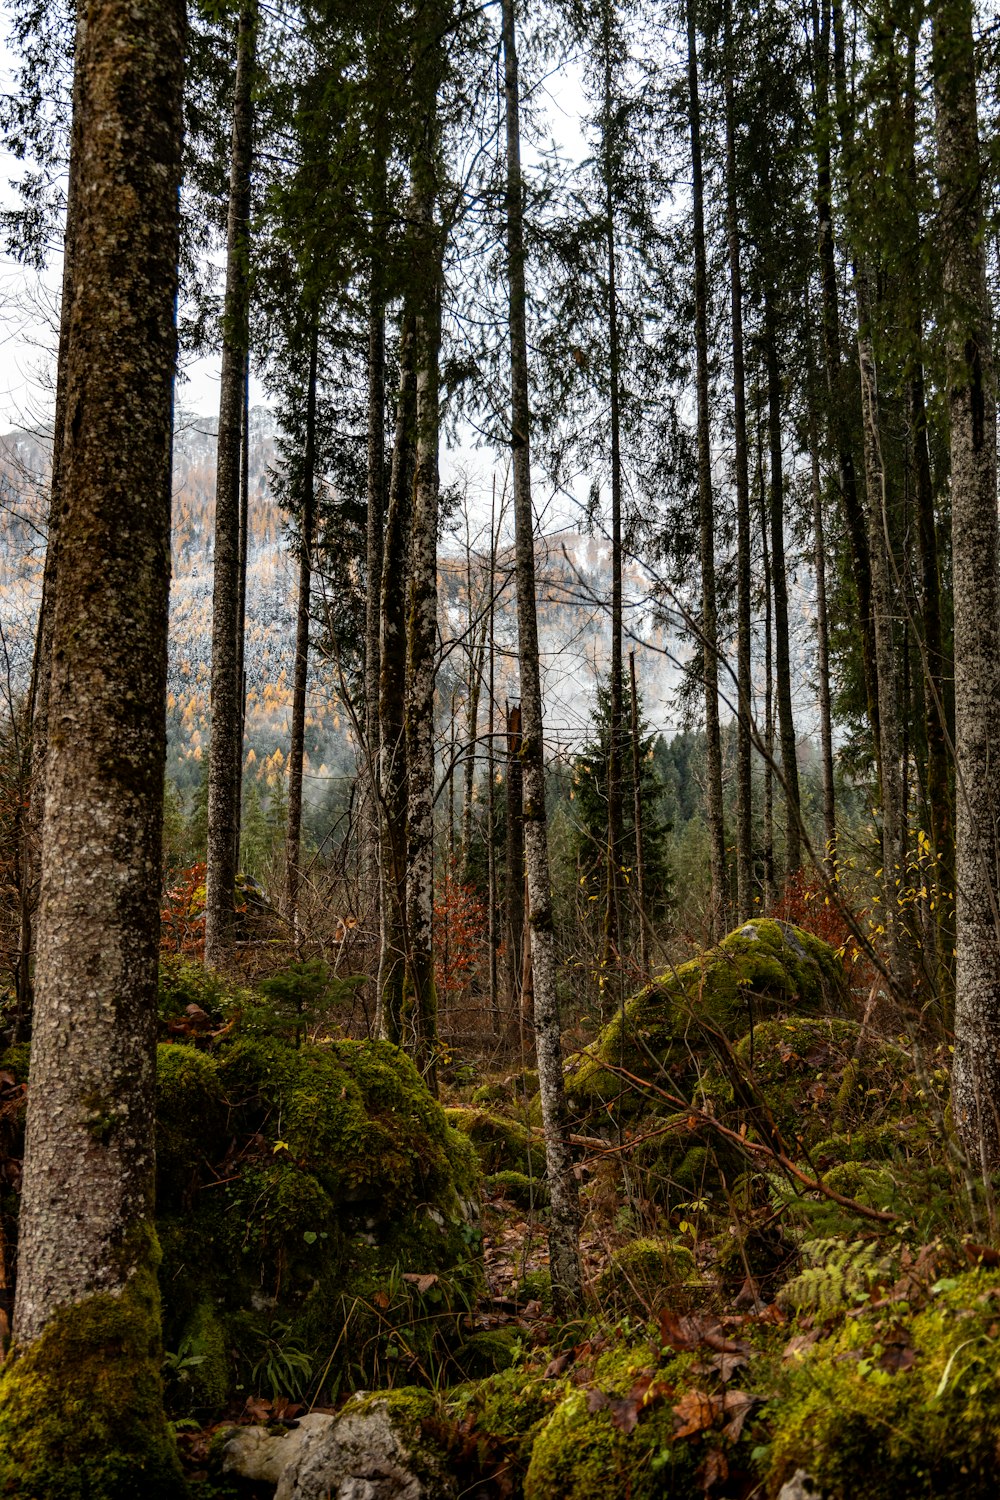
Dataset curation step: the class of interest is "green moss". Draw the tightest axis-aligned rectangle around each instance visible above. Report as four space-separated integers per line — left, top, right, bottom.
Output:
165 1300 230 1412
566 920 846 1117
450 1366 563 1475
769 1270 1000 1498
0 1264 184 1499
484 1170 549 1209
445 1107 546 1175
454 1327 521 1377
514 1269 552 1310
0 1041 31 1083
155 1043 226 1207
471 1079 514 1107
731 1017 913 1149
598 1237 699 1315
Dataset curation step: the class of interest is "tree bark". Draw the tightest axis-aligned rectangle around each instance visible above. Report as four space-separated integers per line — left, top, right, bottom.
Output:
205 1 255 968
502 0 581 1315
806 387 836 867
404 161 444 1095
363 146 387 923
763 287 801 880
376 315 416 1042
686 0 727 936
723 0 753 920
504 702 525 1009
5 1 185 1485
629 650 648 974
810 0 880 760
234 352 250 874
600 11 624 994
932 0 1000 1171
284 321 318 931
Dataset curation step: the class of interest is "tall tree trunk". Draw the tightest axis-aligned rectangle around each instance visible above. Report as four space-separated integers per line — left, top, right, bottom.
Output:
932 0 1000 1171
764 287 801 880
686 0 727 936
856 281 906 978
810 0 880 759
629 650 648 974
601 16 624 994
502 0 581 1315
505 703 525 1008
724 0 753 919
234 352 250 874
757 410 777 910
487 507 499 1031
205 1 255 968
376 315 416 1043
363 143 387 923
404 164 444 1095
284 322 318 931
806 388 836 867
3 2 185 1488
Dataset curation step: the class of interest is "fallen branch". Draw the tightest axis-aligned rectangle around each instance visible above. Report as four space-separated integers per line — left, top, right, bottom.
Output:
591 1058 900 1225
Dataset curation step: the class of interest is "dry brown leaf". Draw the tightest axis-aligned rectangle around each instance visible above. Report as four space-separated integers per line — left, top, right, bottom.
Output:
672 1389 719 1438
402 1273 439 1295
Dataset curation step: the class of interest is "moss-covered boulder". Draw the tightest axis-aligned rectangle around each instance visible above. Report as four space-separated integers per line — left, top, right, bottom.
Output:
769 1270 1000 1498
598 1237 699 1315
523 1342 761 1500
484 1170 549 1209
445 1106 546 1176
731 1016 915 1150
565 920 846 1119
155 1034 482 1404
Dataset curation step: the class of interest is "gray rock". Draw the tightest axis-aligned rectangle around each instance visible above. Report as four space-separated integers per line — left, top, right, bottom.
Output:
779 1470 824 1500
276 1395 456 1500
221 1413 335 1486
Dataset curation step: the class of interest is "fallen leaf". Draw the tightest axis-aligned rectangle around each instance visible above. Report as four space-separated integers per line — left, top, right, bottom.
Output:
672 1389 718 1438
720 1390 758 1441
545 1351 572 1378
700 1448 729 1491
878 1342 915 1373
402 1273 439 1295
783 1330 821 1361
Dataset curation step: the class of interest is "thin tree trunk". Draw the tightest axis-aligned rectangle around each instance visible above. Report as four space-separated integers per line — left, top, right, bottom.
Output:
629 650 648 975
502 0 582 1315
601 16 624 994
505 702 525 1009
764 286 801 880
363 147 387 923
404 159 445 1094
724 0 753 920
234 351 250 875
932 0 1000 1171
856 281 906 979
205 1 255 968
487 491 499 1032
376 315 416 1042
806 388 836 867
6 1 184 1486
284 322 318 931
757 409 777 909
810 0 880 760
686 0 727 937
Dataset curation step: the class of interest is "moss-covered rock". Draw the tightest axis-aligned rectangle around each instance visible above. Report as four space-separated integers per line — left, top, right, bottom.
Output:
155 1042 227 1207
449 1365 564 1483
445 1107 546 1176
731 1016 914 1149
598 1237 699 1315
565 920 846 1119
768 1270 1000 1498
453 1326 522 1378
484 1170 549 1209
155 1031 483 1403
0 1260 185 1499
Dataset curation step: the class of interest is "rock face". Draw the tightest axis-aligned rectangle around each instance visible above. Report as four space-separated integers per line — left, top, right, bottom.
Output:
222 1393 457 1500
779 1470 824 1500
222 1414 335 1487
